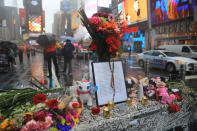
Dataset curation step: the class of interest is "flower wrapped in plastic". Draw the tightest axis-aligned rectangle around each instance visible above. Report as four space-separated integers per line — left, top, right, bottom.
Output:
79 9 121 61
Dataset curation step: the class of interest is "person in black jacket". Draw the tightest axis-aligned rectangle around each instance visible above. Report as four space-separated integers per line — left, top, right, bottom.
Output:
62 39 74 75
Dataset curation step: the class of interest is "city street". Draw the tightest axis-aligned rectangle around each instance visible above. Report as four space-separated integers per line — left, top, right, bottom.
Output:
1 52 195 90
0 52 47 89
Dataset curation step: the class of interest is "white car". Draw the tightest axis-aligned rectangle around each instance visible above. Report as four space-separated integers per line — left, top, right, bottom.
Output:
136 50 197 73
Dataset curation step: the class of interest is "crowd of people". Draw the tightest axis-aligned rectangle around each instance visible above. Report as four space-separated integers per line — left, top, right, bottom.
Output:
2 38 88 80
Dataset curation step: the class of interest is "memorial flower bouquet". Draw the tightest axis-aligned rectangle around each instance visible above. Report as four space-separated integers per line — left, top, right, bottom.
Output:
79 9 121 61
0 93 80 131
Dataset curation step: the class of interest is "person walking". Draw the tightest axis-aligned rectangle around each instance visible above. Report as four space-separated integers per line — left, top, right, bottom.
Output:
7 48 16 70
62 39 74 75
18 48 23 64
26 47 30 59
44 42 60 79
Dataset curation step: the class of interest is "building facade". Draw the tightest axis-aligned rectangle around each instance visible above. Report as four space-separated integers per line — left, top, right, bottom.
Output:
111 0 148 53
0 6 20 41
0 0 4 7
150 0 197 48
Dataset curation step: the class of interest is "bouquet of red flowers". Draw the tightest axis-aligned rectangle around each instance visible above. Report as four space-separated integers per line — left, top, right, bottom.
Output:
79 9 121 61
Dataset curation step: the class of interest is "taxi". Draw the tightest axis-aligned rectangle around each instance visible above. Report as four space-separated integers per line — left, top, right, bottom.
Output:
136 50 197 73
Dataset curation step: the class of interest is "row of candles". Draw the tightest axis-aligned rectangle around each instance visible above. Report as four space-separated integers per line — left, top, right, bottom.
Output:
103 96 148 118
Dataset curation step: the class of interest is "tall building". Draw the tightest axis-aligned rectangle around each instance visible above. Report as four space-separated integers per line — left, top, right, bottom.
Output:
23 0 44 45
56 0 83 36
52 11 62 36
0 6 20 41
60 0 83 14
0 0 4 7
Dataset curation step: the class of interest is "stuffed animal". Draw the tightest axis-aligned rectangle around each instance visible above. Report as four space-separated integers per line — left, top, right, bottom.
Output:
58 95 82 115
147 80 156 97
76 80 93 107
143 79 149 97
152 77 161 84
161 94 176 104
157 82 175 104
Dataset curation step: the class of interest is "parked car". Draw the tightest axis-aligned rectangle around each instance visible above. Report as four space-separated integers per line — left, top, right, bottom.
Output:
158 45 197 60
136 50 197 73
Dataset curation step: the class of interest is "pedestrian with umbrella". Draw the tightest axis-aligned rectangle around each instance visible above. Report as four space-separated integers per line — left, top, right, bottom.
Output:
37 34 62 79
62 39 74 75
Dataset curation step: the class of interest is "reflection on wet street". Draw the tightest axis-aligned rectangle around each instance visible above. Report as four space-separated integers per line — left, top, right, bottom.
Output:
0 53 47 89
31 55 45 84
0 53 196 89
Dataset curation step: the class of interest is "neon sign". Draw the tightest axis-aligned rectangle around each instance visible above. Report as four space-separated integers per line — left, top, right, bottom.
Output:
120 26 139 35
123 29 145 53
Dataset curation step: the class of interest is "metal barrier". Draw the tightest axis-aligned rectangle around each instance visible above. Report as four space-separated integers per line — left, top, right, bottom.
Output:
180 64 186 82
122 58 128 77
144 60 150 77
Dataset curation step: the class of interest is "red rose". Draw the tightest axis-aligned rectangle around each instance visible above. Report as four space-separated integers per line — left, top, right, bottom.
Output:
91 107 100 115
46 99 58 109
105 36 121 54
168 104 180 113
89 43 97 51
174 92 182 102
33 94 47 105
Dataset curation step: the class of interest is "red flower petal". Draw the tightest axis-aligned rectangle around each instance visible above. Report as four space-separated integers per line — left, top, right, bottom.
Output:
89 43 97 51
91 107 100 115
46 99 58 109
33 94 47 105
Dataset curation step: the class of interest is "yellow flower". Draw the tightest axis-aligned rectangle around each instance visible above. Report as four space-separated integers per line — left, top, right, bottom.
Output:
22 112 33 117
0 118 13 131
72 116 79 124
50 127 58 131
0 118 9 129
60 119 65 125
66 122 71 126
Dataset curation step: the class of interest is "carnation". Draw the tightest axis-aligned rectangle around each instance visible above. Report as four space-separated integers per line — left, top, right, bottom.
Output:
33 94 47 105
46 99 58 109
21 116 53 131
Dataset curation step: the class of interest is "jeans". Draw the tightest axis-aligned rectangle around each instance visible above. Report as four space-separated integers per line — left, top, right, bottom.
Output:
64 57 72 74
46 51 59 77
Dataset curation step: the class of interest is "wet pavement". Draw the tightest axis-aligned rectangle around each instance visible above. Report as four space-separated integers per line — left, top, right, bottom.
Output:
0 52 47 89
0 52 196 89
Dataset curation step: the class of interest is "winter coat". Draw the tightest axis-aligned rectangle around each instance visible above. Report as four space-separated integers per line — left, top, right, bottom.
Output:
62 42 74 59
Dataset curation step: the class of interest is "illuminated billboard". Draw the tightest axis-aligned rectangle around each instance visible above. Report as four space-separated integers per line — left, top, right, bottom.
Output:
19 8 26 27
71 11 81 30
124 0 148 24
29 15 42 32
151 0 195 25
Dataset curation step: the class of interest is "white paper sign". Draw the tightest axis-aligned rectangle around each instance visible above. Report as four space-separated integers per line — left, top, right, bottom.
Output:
92 61 127 106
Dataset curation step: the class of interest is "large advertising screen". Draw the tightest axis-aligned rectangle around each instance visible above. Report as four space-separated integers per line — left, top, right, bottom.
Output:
151 0 195 25
124 0 148 24
71 11 81 30
29 15 42 32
